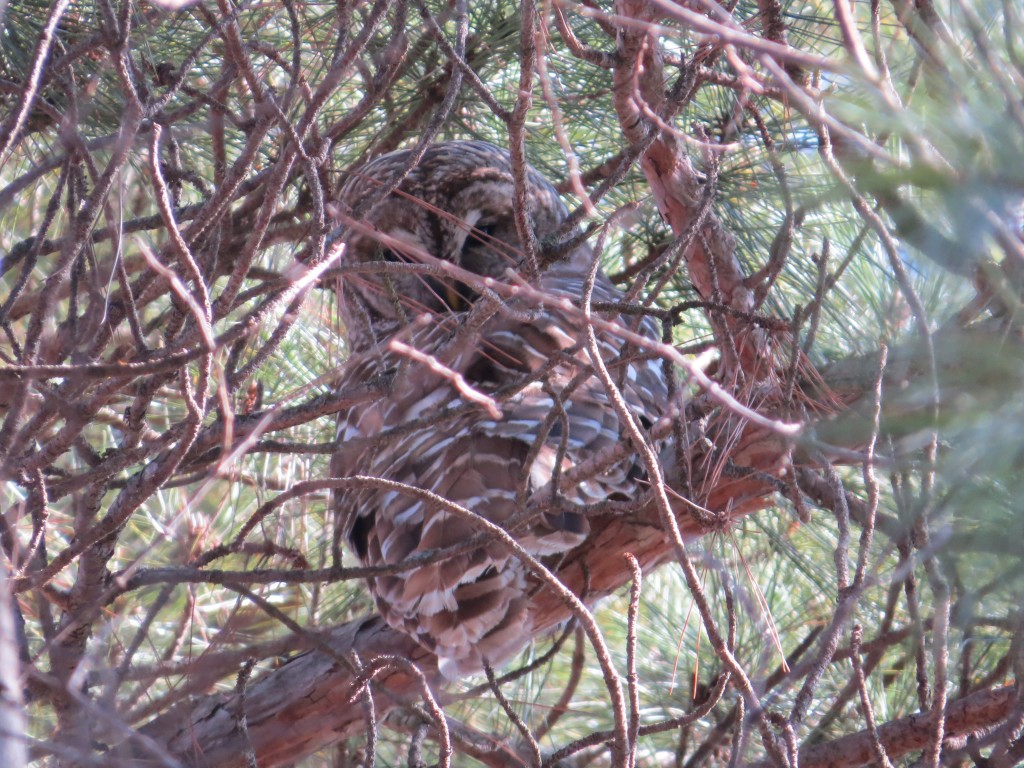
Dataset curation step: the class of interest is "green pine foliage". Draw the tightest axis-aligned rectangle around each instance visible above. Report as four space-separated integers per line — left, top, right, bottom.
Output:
1 0 1022 765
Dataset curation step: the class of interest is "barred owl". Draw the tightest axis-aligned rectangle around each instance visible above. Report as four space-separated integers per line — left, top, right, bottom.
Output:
331 141 669 678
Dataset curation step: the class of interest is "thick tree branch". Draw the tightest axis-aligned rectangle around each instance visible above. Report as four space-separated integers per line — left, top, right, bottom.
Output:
749 685 1017 768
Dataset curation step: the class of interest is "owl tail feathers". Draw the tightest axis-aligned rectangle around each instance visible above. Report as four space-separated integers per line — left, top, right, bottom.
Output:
433 594 532 680
378 555 540 678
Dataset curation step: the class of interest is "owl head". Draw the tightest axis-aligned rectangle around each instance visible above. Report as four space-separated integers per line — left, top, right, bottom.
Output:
335 140 571 351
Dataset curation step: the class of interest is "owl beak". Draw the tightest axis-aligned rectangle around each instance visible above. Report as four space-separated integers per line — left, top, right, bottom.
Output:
444 283 466 312
426 277 471 312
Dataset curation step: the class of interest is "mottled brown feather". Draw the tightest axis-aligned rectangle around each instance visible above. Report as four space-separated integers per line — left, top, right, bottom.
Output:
331 141 672 677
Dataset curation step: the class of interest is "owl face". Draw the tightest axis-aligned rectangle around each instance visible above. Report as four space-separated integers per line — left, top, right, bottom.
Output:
336 141 568 350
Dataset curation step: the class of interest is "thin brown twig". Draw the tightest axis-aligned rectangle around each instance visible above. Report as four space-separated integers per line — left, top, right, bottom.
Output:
850 625 895 768
234 659 259 768
484 662 542 766
625 553 642 768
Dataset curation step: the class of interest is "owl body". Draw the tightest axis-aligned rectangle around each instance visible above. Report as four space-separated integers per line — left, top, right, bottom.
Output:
332 141 669 677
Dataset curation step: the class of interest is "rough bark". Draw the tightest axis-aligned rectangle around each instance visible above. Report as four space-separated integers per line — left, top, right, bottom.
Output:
128 618 430 768
749 685 1018 768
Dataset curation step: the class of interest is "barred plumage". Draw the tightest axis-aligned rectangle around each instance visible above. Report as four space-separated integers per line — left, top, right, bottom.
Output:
331 141 670 677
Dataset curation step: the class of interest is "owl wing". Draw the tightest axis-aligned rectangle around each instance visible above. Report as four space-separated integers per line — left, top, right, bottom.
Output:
332 271 668 677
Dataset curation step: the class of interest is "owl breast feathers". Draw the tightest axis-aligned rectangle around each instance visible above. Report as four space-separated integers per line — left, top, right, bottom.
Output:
331 140 670 678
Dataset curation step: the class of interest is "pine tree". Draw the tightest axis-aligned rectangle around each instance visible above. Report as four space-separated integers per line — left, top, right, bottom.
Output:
1 0 1022 765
